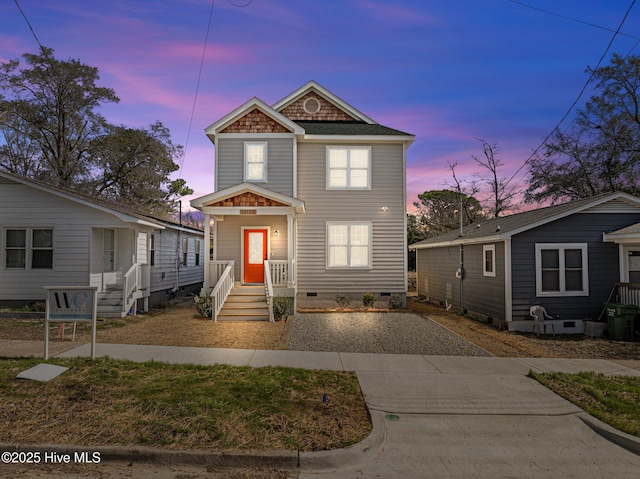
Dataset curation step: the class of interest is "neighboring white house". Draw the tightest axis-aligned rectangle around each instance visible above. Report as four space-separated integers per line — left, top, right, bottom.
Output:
0 170 204 317
191 81 414 315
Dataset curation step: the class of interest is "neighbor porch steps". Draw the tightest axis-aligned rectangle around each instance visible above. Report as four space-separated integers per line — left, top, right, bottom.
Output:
217 285 269 321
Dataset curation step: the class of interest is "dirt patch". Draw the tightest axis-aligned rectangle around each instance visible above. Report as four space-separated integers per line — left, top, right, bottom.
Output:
407 298 640 360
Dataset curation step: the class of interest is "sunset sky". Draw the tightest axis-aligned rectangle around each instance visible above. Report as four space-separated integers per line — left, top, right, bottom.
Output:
1 0 639 212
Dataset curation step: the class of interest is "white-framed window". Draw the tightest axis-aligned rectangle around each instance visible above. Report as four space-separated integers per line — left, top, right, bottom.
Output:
326 146 371 189
195 239 201 266
244 142 267 182
483 244 495 277
535 243 589 296
5 228 53 269
327 222 371 268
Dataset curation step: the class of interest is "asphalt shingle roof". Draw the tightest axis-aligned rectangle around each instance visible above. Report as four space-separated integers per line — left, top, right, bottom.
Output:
295 121 413 136
410 194 629 248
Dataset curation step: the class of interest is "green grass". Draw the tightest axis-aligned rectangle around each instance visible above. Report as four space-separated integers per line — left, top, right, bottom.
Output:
0 357 370 451
530 371 640 437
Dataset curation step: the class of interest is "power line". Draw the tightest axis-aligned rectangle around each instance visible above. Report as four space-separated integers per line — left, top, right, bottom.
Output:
14 0 45 50
503 0 637 193
179 0 216 175
508 0 640 41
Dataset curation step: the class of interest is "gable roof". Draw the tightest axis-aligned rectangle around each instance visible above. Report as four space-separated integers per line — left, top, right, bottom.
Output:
190 182 305 213
204 81 414 145
204 97 305 143
410 192 640 249
272 80 375 124
0 170 171 230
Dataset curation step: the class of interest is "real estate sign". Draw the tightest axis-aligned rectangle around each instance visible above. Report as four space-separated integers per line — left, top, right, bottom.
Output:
44 286 97 360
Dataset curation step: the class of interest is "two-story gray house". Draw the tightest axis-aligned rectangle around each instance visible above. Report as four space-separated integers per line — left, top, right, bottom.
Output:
191 81 414 318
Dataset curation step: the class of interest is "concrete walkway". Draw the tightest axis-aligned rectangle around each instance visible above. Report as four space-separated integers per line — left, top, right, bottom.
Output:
53 343 640 478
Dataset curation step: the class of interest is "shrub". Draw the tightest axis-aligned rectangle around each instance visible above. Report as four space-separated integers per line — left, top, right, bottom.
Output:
272 296 294 321
362 293 376 309
194 289 213 317
335 293 352 310
389 294 403 310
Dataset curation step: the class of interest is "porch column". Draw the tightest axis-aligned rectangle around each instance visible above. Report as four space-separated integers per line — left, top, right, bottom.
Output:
204 213 211 290
287 214 295 288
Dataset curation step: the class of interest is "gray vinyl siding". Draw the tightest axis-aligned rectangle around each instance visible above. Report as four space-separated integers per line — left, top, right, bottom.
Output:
510 213 640 321
215 215 288 282
416 242 505 320
150 229 204 294
296 142 406 294
0 178 128 301
216 137 294 196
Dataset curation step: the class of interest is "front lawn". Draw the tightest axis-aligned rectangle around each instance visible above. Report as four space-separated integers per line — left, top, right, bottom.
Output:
0 357 371 451
530 371 640 438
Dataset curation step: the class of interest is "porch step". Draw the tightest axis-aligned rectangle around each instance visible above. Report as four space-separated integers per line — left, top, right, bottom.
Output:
217 286 269 321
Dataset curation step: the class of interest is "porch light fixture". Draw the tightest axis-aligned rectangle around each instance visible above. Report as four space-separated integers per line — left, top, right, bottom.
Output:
380 206 389 212
274 230 279 237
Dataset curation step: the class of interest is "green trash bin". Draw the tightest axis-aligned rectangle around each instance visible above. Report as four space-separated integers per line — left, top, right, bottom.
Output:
604 303 638 341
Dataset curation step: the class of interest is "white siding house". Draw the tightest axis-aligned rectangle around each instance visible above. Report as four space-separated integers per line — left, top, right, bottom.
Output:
0 171 203 316
191 81 414 316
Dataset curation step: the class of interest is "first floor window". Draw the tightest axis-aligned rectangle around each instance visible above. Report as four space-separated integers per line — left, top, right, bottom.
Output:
195 239 201 266
327 222 371 268
483 244 495 277
150 234 156 266
31 229 53 269
535 243 588 296
182 238 188 266
6 229 26 269
5 228 53 269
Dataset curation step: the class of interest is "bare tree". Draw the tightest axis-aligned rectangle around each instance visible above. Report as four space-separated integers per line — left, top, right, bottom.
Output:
472 139 519 217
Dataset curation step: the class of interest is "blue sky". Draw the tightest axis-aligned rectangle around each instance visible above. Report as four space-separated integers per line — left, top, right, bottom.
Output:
1 0 639 212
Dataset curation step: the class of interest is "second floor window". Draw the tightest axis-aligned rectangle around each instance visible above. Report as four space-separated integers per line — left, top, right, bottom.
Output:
327 146 371 189
244 142 267 182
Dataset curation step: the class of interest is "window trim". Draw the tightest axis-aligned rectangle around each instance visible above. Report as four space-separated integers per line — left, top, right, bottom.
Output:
195 239 201 267
535 243 589 297
244 141 268 183
483 244 496 277
326 146 372 190
182 237 189 267
326 221 372 269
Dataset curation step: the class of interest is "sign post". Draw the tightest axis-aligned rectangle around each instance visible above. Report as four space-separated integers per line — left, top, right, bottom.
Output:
44 286 98 360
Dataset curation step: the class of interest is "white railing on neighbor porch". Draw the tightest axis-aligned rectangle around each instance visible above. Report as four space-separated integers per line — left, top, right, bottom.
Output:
268 260 290 287
264 260 275 322
122 263 140 315
614 282 640 308
211 260 234 321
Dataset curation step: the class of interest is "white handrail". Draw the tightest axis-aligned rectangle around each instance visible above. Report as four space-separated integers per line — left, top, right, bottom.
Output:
264 260 275 322
122 263 139 315
211 260 234 321
268 260 289 286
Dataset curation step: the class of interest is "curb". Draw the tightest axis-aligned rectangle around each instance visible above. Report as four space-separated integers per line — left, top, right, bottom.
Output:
300 408 385 469
577 412 640 456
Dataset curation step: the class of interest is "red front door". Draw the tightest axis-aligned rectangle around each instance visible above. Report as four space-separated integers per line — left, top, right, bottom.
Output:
243 229 267 283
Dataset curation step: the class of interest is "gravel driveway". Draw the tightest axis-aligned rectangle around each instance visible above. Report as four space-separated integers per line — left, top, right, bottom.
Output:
288 312 490 356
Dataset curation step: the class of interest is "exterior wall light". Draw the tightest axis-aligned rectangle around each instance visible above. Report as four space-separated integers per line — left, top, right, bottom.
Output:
274 230 279 237
380 206 389 212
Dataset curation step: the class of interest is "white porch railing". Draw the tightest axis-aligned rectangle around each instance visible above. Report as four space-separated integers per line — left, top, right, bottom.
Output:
211 260 235 321
268 260 290 287
614 282 640 308
264 260 275 322
122 263 140 315
208 260 232 289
